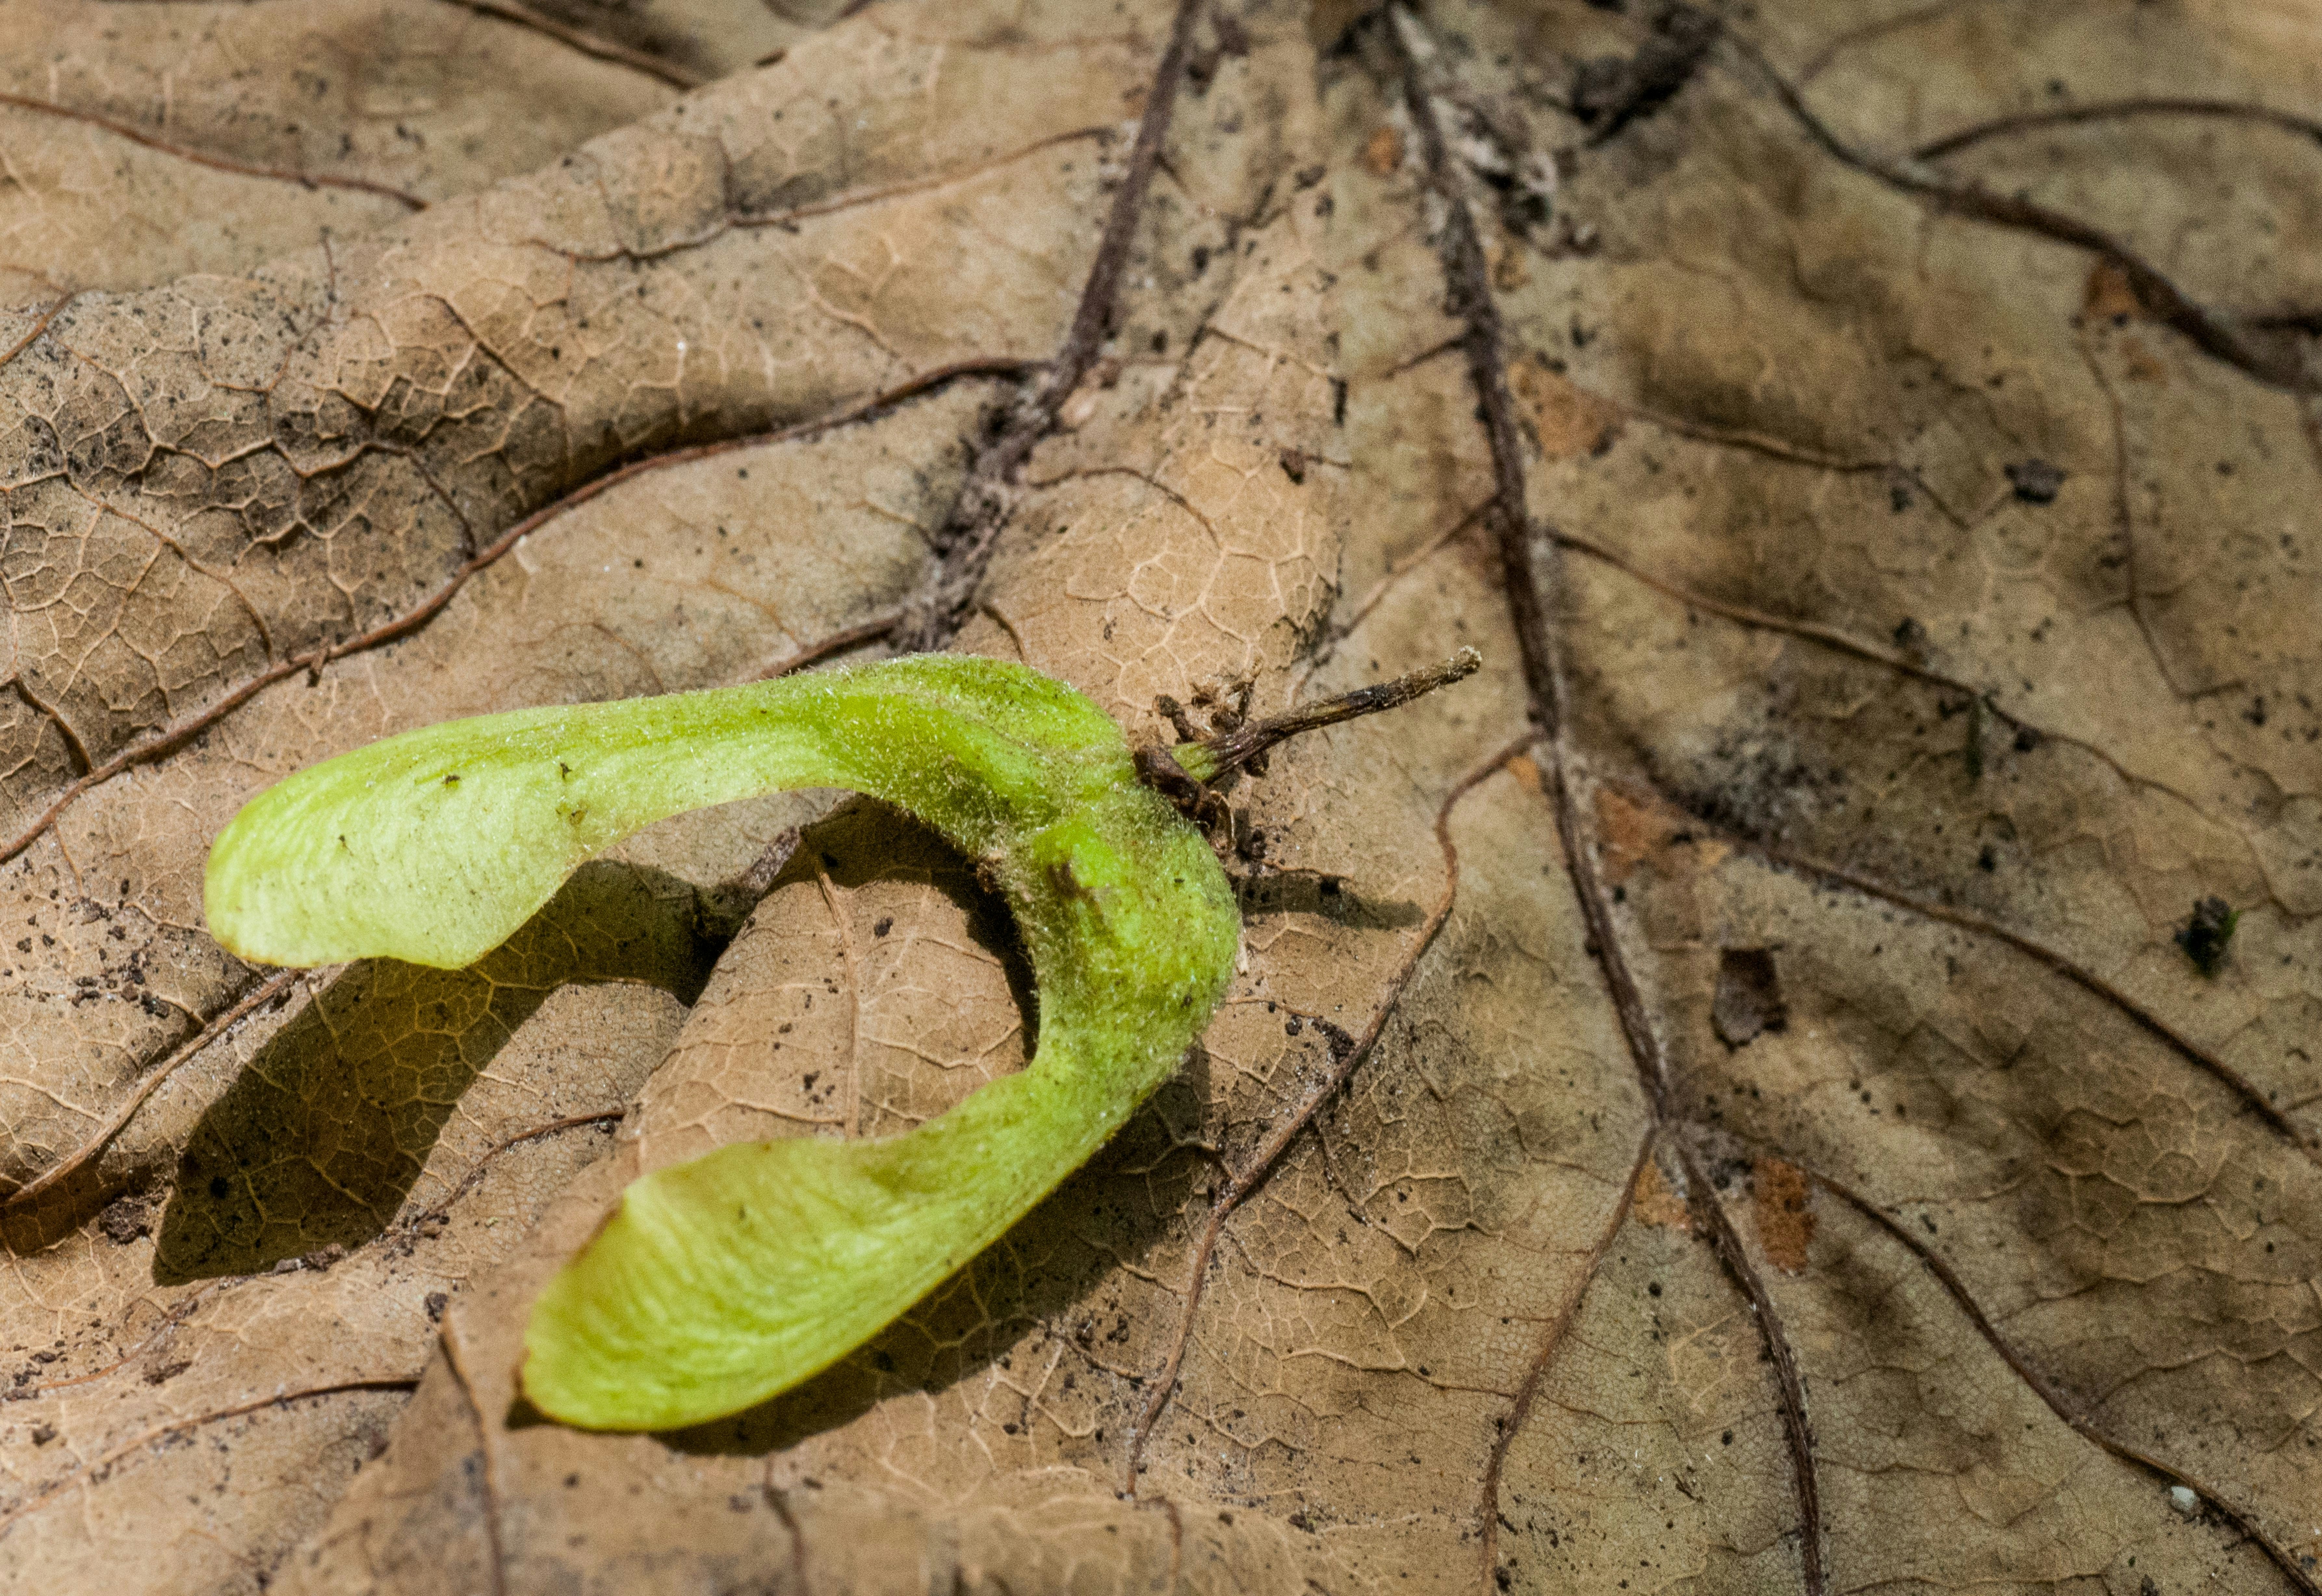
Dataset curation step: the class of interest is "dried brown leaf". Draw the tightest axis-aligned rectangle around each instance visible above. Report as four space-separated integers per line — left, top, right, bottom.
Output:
4 0 2319 1590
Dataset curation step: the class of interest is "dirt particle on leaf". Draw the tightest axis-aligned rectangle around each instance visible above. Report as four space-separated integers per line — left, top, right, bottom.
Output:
1753 1158 1814 1274
1711 949 1786 1048
2004 458 2066 505
2175 896 2238 976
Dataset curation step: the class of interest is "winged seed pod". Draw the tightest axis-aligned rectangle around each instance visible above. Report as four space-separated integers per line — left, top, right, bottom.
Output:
203 651 1475 1431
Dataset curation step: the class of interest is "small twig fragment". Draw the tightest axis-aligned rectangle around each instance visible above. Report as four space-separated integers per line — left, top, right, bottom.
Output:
1166 649 1482 787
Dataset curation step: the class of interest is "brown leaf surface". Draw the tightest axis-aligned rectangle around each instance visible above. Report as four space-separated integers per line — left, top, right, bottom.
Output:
0 0 688 303
5 0 2321 1591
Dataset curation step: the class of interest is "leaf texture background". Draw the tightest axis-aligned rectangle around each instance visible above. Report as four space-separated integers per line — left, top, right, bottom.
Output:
0 0 2317 1591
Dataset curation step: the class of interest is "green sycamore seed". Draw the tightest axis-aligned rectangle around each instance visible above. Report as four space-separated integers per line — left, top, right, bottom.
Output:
203 650 1475 1432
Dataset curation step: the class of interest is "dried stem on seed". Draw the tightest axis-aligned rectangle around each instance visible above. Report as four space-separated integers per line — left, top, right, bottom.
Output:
1167 648 1481 785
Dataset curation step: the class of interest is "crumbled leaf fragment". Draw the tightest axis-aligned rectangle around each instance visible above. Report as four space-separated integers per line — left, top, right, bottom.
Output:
2004 458 2067 505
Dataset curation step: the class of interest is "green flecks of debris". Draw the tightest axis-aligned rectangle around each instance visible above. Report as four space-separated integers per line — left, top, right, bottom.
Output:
2175 896 2238 977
